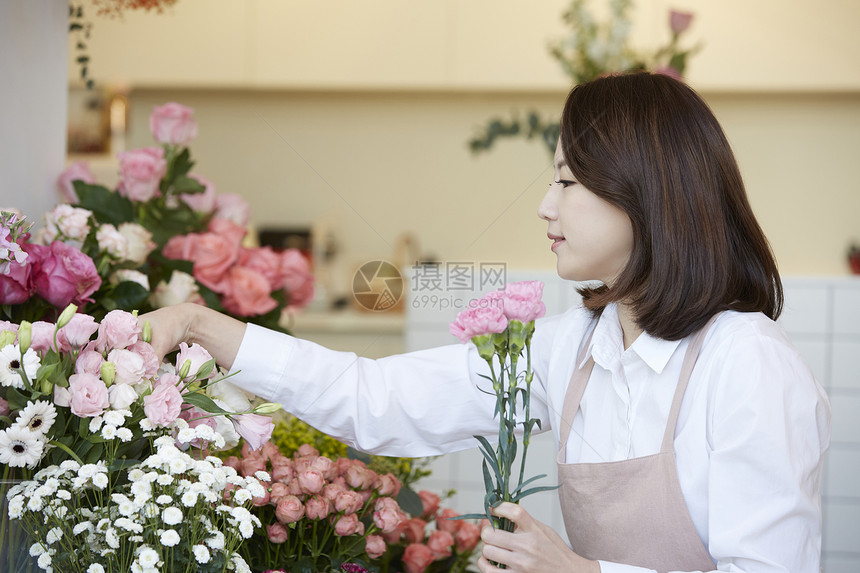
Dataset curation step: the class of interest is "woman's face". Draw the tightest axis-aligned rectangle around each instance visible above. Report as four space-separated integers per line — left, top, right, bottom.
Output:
538 140 634 285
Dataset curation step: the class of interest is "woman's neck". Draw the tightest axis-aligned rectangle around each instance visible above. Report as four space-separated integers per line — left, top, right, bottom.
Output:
616 303 643 350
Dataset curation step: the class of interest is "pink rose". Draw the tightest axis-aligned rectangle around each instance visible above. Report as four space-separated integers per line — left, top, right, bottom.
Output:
127 341 160 377
345 460 378 490
272 461 295 483
365 535 386 560
334 490 364 515
180 233 240 292
222 456 241 471
449 305 507 344
297 444 318 457
230 413 275 451
117 147 167 202
29 241 101 308
269 482 289 504
57 313 98 350
107 348 146 385
403 517 427 544
95 309 141 351
373 498 405 534
310 455 336 479
669 9 694 34
305 495 332 520
56 161 96 203
377 473 401 497
266 522 288 544
68 373 110 418
240 455 267 477
402 543 434 573
427 530 454 559
143 374 183 427
275 495 305 524
0 258 32 304
238 247 283 291
75 350 104 375
175 342 214 380
252 480 271 506
29 321 56 353
43 204 91 247
280 249 314 310
418 490 440 519
180 174 217 213
214 193 250 226
149 102 198 146
334 513 364 537
436 508 461 534
221 267 278 317
207 218 246 245
297 469 325 495
455 521 481 553
323 482 346 502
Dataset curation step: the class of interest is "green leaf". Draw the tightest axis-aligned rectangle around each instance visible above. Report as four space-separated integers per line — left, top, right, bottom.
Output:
512 484 560 502
195 358 216 380
512 473 547 494
482 459 495 493
69 23 83 31
171 175 205 195
76 55 89 64
182 391 232 415
5 387 28 411
111 281 150 312
171 147 194 179
396 486 423 516
74 182 134 225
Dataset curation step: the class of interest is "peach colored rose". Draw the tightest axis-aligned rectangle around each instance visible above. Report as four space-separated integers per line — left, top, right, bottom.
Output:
305 495 332 520
365 535 386 559
272 461 294 483
117 147 167 202
403 517 427 544
207 217 246 245
345 461 378 490
269 482 289 503
427 529 454 559
150 102 198 146
402 543 434 573
418 490 440 519
334 513 365 537
56 161 95 203
222 456 241 471
455 521 481 553
252 480 271 507
323 482 345 502
436 508 461 534
266 522 288 544
68 373 109 418
240 455 267 477
180 174 217 213
297 444 319 457
221 266 278 317
238 246 283 291
377 473 401 497
280 249 315 309
186 233 240 292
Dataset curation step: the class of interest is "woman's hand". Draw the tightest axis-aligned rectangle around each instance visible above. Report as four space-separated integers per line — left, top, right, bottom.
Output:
139 303 246 369
478 502 600 573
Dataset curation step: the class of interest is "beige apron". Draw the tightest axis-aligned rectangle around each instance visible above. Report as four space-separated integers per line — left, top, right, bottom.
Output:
556 317 718 573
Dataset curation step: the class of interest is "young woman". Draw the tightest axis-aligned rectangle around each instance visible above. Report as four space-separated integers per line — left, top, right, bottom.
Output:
145 73 830 573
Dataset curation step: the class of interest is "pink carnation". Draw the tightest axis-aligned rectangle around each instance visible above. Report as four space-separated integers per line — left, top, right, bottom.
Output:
449 305 507 343
490 280 546 323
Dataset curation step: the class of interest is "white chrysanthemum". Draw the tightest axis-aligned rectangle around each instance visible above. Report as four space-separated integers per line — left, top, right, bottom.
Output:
142 454 164 469
169 457 187 475
156 474 173 486
45 527 62 545
203 491 218 503
26 495 44 511
205 531 225 550
35 483 55 498
246 481 265 498
139 418 154 431
0 345 39 389
105 527 120 549
231 554 251 573
180 491 197 507
128 468 145 481
155 494 172 505
116 428 133 442
78 464 99 479
0 425 43 468
118 500 137 517
195 424 216 442
193 544 211 564
137 547 158 567
162 506 182 525
206 456 223 467
37 552 52 568
143 471 158 483
153 436 174 449
131 481 152 499
129 535 143 543
102 410 125 427
14 401 57 436
52 505 69 520
238 519 254 538
73 522 93 536
232 489 252 505
197 472 215 487
29 542 46 557
92 473 109 489
143 503 159 518
176 428 195 444
60 459 80 473
115 517 143 533
254 470 271 482
87 564 106 573
8 495 24 518
100 425 117 440
160 529 180 547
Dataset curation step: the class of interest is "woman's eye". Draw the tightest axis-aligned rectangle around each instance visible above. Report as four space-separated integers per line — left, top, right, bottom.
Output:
553 179 576 188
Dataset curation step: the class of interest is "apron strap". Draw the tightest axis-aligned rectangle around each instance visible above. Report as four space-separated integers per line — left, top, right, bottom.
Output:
557 324 597 455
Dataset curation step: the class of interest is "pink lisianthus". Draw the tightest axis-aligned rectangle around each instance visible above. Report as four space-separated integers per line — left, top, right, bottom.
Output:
365 535 386 559
127 341 160 377
107 348 146 385
29 321 56 353
669 9 694 34
180 173 217 213
143 373 183 427
220 266 279 317
56 161 96 203
27 241 101 308
75 350 104 375
230 413 275 451
149 102 198 146
57 313 99 350
117 147 167 202
402 543 434 573
175 341 214 380
95 309 141 351
68 373 110 418
449 305 507 343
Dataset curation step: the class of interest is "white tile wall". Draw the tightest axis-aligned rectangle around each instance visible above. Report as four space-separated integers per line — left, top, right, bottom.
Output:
405 273 860 570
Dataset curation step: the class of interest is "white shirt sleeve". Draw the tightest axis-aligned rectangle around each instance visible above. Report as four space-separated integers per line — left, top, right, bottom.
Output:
228 318 557 457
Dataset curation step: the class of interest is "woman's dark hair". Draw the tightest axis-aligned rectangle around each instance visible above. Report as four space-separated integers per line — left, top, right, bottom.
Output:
561 72 782 340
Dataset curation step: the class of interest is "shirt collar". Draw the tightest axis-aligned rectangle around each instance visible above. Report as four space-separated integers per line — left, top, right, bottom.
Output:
578 302 682 374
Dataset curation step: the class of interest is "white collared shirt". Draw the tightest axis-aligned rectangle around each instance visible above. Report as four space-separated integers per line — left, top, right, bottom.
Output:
230 302 830 573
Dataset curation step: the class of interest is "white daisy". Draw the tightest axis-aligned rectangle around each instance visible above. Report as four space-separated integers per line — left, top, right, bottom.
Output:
13 401 57 436
0 426 43 468
0 345 40 389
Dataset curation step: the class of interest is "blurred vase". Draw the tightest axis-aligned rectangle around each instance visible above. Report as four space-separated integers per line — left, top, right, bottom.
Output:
1 478 37 572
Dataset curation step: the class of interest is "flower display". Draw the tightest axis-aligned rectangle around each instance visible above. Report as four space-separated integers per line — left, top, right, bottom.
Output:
449 282 556 537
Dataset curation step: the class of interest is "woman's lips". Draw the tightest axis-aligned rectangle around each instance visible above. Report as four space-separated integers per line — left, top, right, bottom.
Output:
551 238 565 251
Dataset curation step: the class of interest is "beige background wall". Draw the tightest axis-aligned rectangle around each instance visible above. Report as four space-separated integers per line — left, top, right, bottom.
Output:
68 0 860 279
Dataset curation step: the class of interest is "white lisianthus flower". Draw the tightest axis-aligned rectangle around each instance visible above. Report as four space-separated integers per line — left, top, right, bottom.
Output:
193 544 211 564
14 401 57 436
0 426 43 468
207 379 252 413
160 529 180 547
162 506 182 525
150 270 201 308
0 345 40 389
109 383 139 410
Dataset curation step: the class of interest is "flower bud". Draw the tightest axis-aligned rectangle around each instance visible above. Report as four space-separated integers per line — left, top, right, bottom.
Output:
18 321 32 354
178 358 191 380
142 320 152 344
470 334 496 362
56 304 78 329
0 330 16 349
40 378 53 395
100 361 116 387
254 402 283 415
507 320 527 355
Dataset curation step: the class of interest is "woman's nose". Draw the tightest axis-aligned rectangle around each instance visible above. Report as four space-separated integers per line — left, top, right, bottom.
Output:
537 187 558 221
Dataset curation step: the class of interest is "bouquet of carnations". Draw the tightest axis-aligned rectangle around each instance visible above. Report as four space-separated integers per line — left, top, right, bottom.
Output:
449 281 556 535
225 442 411 573
0 305 279 572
